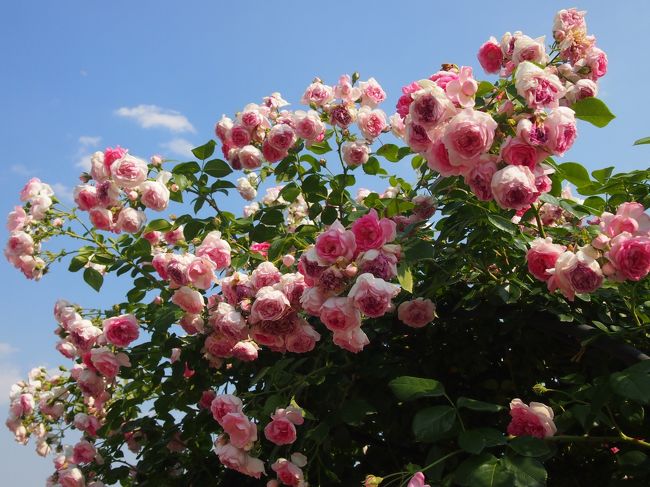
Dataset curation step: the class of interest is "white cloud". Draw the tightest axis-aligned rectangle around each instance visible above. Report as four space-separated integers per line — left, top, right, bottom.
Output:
51 183 73 203
0 343 16 357
115 105 195 133
75 154 92 171
0 367 20 405
160 138 195 158
10 164 32 176
78 135 101 147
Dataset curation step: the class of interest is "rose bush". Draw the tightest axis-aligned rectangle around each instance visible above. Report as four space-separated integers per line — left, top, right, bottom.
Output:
4 8 650 486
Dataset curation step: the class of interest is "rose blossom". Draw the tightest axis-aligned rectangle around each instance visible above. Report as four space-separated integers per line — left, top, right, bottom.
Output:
351 209 396 252
341 141 370 166
515 62 565 109
214 438 266 479
526 237 566 282
5 231 34 258
268 124 297 151
236 177 257 201
477 37 503 74
565 79 598 104
102 314 139 347
500 136 546 169
231 341 259 362
6 206 28 232
140 172 171 211
210 302 246 338
250 286 290 323
221 412 257 450
491 165 538 210
285 322 321 353
301 81 334 106
72 439 97 464
445 66 478 108
73 185 99 211
407 472 431 487
196 231 232 269
211 394 244 425
348 273 400 318
465 159 497 201
586 47 608 80
607 233 650 281
299 286 327 316
172 286 205 314
187 257 217 290
357 106 387 140
58 467 85 487
442 109 497 167
406 121 433 153
512 35 548 65
332 326 370 353
548 247 603 301
408 85 455 128
314 220 356 263
89 208 114 231
110 154 148 189
264 417 297 446
251 261 282 290
319 297 361 332
20 177 53 202
116 207 146 234
397 298 436 328
239 145 263 169
507 398 557 438
90 347 130 379
545 107 577 156
293 110 325 141
272 458 304 487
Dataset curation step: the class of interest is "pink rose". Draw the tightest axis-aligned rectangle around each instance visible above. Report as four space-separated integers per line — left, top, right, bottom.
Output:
102 314 139 347
116 207 146 234
251 261 282 290
333 326 370 353
491 165 538 210
465 159 497 201
180 312 205 334
262 139 288 163
348 273 400 318
72 439 97 464
445 66 478 108
357 248 399 281
221 412 257 450
607 233 650 281
341 141 370 166
221 272 255 305
74 185 99 211
426 134 466 177
507 398 557 438
526 237 566 282
359 77 386 107
250 286 290 323
110 155 148 189
103 146 127 171
501 137 546 169
409 86 455 129
397 298 436 328
408 472 431 487
442 109 497 167
5 231 34 258
268 124 297 151
96 180 120 207
140 175 171 212
315 220 356 264
209 302 246 338
548 248 603 301
172 286 205 314
335 74 362 103
264 417 297 445
6 206 28 232
239 145 264 169
545 107 577 156
285 322 320 353
187 257 217 290
20 177 52 202
320 297 361 332
352 209 396 252
196 231 232 270
586 47 608 80
275 272 307 307
231 341 259 362
515 62 565 109
271 458 304 487
477 37 504 74
90 347 130 379
89 208 114 231
405 121 433 153
230 124 251 148
199 390 217 409
357 106 387 140
299 286 327 316
565 79 598 105
512 35 548 65
211 394 243 425
58 467 85 487
301 81 334 106
293 110 325 141
553 8 586 42
214 438 266 479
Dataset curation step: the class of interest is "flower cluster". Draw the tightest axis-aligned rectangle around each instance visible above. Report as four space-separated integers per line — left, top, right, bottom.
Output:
527 202 650 300
74 146 171 233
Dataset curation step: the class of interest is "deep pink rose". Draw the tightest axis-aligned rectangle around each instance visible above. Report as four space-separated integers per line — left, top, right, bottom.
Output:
74 185 99 211
477 37 503 74
271 458 304 487
442 109 497 167
545 107 577 156
607 234 650 281
501 137 545 169
491 165 538 210
315 220 356 264
526 237 566 282
171 286 205 314
351 209 396 252
465 159 497 201
196 231 232 270
515 62 565 109
102 314 139 347
264 417 297 445
72 439 97 464
89 207 114 231
221 412 257 450
332 326 370 353
211 394 243 425
507 398 557 438
250 286 290 323
285 323 320 353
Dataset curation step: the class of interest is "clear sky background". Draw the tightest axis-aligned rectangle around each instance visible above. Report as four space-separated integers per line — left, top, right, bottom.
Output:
1 0 649 484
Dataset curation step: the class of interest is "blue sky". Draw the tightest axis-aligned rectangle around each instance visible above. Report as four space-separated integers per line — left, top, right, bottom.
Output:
2 0 650 483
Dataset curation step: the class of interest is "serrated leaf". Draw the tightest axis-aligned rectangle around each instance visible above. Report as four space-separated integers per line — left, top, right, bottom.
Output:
487 215 518 235
559 162 591 187
68 255 88 272
389 376 445 401
172 161 201 175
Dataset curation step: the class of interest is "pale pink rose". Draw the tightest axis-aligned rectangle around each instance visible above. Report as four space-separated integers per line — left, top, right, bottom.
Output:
116 207 146 234
72 440 96 464
214 438 266 479
356 188 372 204
268 124 297 151
507 398 557 438
512 35 548 65
491 165 538 210
172 286 205 314
548 248 603 301
240 104 265 129
210 302 246 338
398 298 436 328
90 151 109 182
390 113 406 139
231 341 259 361
196 231 232 270
6 206 28 232
405 121 433 153
74 185 99 211
264 417 297 445
275 272 307 307
477 37 503 74
221 412 257 450
545 107 577 156
565 79 598 104
5 231 34 258
409 86 455 129
96 180 120 207
334 74 362 103
204 333 236 359
301 81 334 106
58 467 85 487
299 286 327 316
426 130 467 177
586 47 608 80
607 233 650 281
90 347 130 379
359 77 386 107
140 175 171 211
89 208 114 231
351 209 396 252
282 254 295 267
68 319 103 351
293 110 325 141
341 141 370 166
56 340 77 358
221 272 255 305
526 237 566 282
29 194 52 220
211 394 243 425
613 202 650 235
103 314 139 347
230 124 252 148
272 458 304 487
187 257 216 290
465 159 497 201
262 139 288 163
250 286 290 323
533 164 553 195
501 136 546 169
407 472 431 487
348 273 400 317
320 297 361 332
236 177 257 201
357 248 398 281
285 323 320 353
273 406 304 425
445 66 478 108
110 155 148 189
553 8 587 42
180 312 205 334
20 177 51 201
239 145 264 169
251 261 282 290
74 413 101 437
315 220 356 263
215 115 234 141
442 109 497 167
333 326 370 353
515 62 565 109
357 106 387 140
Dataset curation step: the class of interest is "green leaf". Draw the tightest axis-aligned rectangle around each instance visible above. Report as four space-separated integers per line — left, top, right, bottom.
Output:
455 453 514 487
633 136 650 146
363 157 381 175
250 224 278 243
571 97 615 128
191 140 216 160
476 81 495 97
457 397 504 412
340 399 376 426
487 215 518 235
591 167 614 183
83 267 104 292
509 437 551 457
260 209 285 225
280 183 301 202
389 376 445 401
397 266 413 293
610 367 650 403
412 406 456 442
145 219 172 232
559 162 591 187
504 456 547 487
321 206 338 225
459 428 507 454
204 159 232 178
308 140 332 155
68 255 88 272
172 161 201 175
376 143 402 162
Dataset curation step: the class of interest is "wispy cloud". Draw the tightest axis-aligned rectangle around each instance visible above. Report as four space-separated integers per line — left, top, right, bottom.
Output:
51 182 73 203
115 105 195 133
10 164 32 176
160 138 195 158
74 136 102 171
0 343 19 405
79 135 101 147
0 342 17 357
